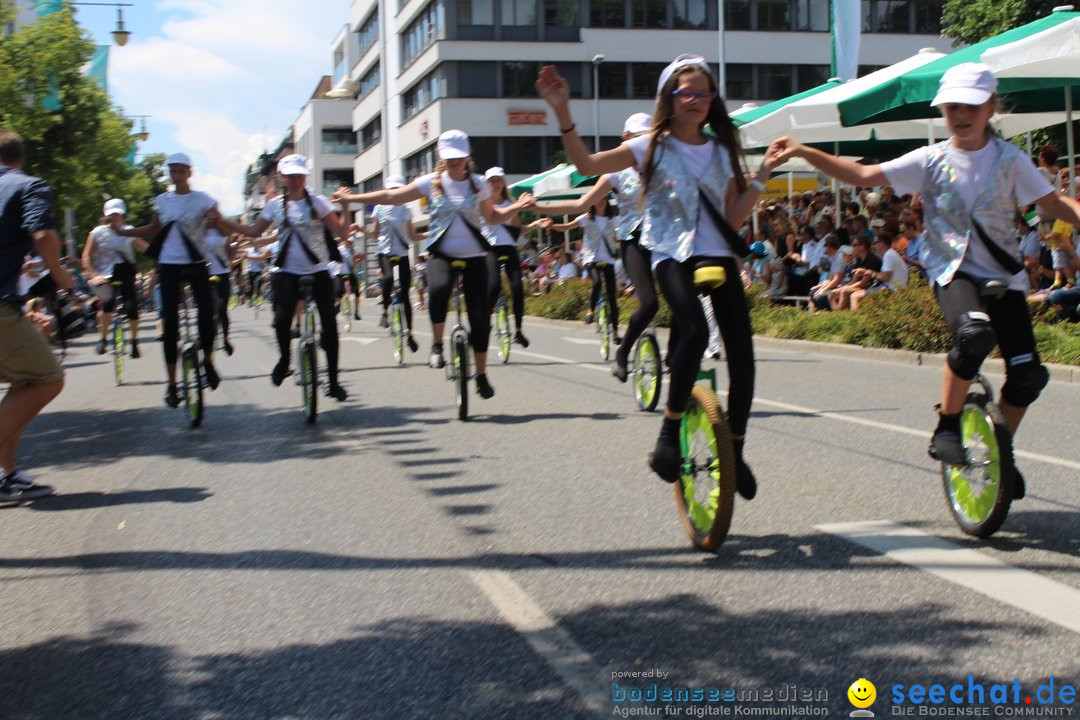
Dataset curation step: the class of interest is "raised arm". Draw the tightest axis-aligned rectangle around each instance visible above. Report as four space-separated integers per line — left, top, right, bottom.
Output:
118 212 161 240
770 137 889 187
725 142 784 228
332 183 424 207
211 208 273 239
536 65 637 177
532 177 614 217
547 217 582 233
482 192 535 227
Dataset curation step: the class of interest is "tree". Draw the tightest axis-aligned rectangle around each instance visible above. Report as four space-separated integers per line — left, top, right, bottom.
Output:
940 0 1048 47
0 3 157 252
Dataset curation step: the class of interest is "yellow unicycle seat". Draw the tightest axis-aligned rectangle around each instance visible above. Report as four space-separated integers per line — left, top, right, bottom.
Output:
451 260 468 269
693 261 726 291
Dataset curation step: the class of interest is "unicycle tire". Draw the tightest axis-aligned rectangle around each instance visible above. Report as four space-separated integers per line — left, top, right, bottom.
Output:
453 335 469 421
496 301 511 364
632 334 662 412
112 321 125 386
300 340 318 424
180 348 204 428
674 385 737 552
597 304 610 361
390 304 405 365
941 391 1014 538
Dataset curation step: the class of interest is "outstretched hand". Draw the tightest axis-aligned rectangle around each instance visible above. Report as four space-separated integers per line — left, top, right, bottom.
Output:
764 136 802 171
331 186 353 203
516 192 536 211
536 65 570 110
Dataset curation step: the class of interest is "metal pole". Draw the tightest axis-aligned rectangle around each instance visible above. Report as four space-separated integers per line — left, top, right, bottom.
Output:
833 141 841 226
717 0 725 93
1067 87 1076 194
592 55 604 153
64 206 75 259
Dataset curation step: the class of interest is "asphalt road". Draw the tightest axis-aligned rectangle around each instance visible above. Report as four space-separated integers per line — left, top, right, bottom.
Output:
2 301 1078 720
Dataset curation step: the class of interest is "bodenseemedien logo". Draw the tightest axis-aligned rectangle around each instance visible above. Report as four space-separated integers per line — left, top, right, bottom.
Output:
849 678 878 718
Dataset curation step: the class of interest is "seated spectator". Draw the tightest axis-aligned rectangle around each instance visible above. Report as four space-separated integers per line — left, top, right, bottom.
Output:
829 236 880 311
809 235 851 311
849 231 909 310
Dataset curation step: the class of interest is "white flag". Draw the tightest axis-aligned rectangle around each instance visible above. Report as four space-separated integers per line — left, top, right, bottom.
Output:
831 0 861 81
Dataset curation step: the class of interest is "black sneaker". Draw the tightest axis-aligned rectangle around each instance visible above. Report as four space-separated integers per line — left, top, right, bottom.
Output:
735 457 758 500
379 315 389 328
327 383 348 401
407 335 418 353
648 439 681 484
271 360 291 386
584 313 594 325
514 331 530 348
223 339 234 356
0 472 54 501
96 338 106 355
202 361 220 390
290 326 300 339
1012 462 1026 500
928 425 967 465
130 341 140 359
612 354 629 383
475 373 495 399
164 384 180 408
354 312 361 320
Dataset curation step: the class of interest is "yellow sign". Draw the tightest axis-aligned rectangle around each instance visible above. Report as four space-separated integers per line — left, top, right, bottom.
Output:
760 177 818 201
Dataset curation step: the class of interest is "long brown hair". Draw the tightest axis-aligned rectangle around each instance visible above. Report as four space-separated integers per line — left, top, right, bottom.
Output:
639 65 747 207
432 157 480 197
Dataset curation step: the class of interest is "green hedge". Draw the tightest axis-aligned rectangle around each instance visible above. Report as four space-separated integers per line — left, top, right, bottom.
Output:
524 279 1080 366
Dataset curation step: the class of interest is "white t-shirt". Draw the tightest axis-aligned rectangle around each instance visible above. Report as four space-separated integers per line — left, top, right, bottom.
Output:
880 247 908 289
88 224 135 275
802 237 825 271
414 172 491 258
576 214 617 265
491 200 518 247
156 190 217 265
830 245 854 276
205 228 230 275
625 135 735 262
881 142 1052 291
246 246 266 273
259 193 335 275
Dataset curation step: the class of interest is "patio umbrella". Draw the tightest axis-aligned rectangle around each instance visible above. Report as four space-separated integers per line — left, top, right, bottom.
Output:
508 163 595 199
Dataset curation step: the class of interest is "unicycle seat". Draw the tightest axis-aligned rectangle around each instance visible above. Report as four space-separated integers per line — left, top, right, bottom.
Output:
977 279 1009 303
693 260 726 292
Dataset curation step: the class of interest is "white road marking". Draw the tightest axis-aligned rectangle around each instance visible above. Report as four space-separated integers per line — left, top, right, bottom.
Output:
817 520 1080 635
563 337 600 346
468 569 609 715
340 336 381 346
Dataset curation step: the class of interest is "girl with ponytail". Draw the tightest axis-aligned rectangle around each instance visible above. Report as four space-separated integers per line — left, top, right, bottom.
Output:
537 55 784 500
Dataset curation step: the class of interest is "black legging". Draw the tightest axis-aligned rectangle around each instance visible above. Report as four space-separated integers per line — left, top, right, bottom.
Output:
655 256 754 435
211 273 231 339
272 270 340 385
487 246 525 329
379 254 413 330
158 262 216 366
102 262 139 320
588 262 619 329
247 271 263 300
616 238 656 362
426 254 491 354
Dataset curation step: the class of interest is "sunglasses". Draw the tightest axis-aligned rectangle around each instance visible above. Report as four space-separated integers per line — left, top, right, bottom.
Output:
671 90 718 103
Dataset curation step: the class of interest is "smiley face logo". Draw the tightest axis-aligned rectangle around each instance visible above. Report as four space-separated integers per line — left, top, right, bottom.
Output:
848 678 877 709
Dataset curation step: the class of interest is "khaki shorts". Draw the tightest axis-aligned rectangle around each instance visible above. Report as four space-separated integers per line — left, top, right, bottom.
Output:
0 303 64 385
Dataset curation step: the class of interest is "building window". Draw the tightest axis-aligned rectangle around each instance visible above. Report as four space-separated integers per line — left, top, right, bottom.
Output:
503 137 545 174
912 0 942 33
501 0 538 24
403 68 444 120
457 62 497 97
862 0 941 33
459 0 495 24
597 62 629 99
469 137 500 171
793 0 828 30
726 0 751 28
359 63 380 100
322 128 357 155
631 62 666 99
544 0 578 26
590 0 626 27
323 169 354 197
333 47 346 85
404 145 437 181
631 0 667 28
362 174 384 193
360 116 382 152
795 64 829 92
402 0 444 69
726 0 829 30
755 64 792 99
725 63 753 100
672 0 707 28
502 61 540 98
357 10 379 56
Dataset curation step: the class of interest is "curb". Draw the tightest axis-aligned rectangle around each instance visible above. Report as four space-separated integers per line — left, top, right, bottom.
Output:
523 315 1078 385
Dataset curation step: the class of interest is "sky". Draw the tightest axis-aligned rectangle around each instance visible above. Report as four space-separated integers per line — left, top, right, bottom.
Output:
75 0 351 214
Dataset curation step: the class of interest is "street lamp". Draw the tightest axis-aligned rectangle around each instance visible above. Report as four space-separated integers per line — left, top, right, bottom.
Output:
592 54 604 153
70 2 134 46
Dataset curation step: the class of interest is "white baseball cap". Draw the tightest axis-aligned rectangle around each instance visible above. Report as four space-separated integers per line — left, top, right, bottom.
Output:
622 112 652 136
166 152 192 167
484 166 505 181
437 129 471 160
277 154 310 176
931 63 998 107
103 198 127 216
385 174 406 188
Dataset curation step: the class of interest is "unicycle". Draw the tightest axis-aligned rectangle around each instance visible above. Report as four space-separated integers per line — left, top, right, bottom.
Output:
673 261 737 552
297 276 319 424
108 278 127 386
494 255 512 364
446 261 471 421
940 373 1016 538
593 262 614 361
178 283 204 428
340 280 353 333
387 255 407 365
631 325 663 412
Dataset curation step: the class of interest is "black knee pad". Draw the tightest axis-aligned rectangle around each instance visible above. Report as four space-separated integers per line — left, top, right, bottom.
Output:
947 312 996 380
1001 362 1049 408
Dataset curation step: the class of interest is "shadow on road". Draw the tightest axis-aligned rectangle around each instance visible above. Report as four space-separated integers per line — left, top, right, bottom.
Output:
20 487 212 512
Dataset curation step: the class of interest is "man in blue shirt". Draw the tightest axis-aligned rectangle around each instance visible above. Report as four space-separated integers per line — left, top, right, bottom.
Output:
0 129 73 501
